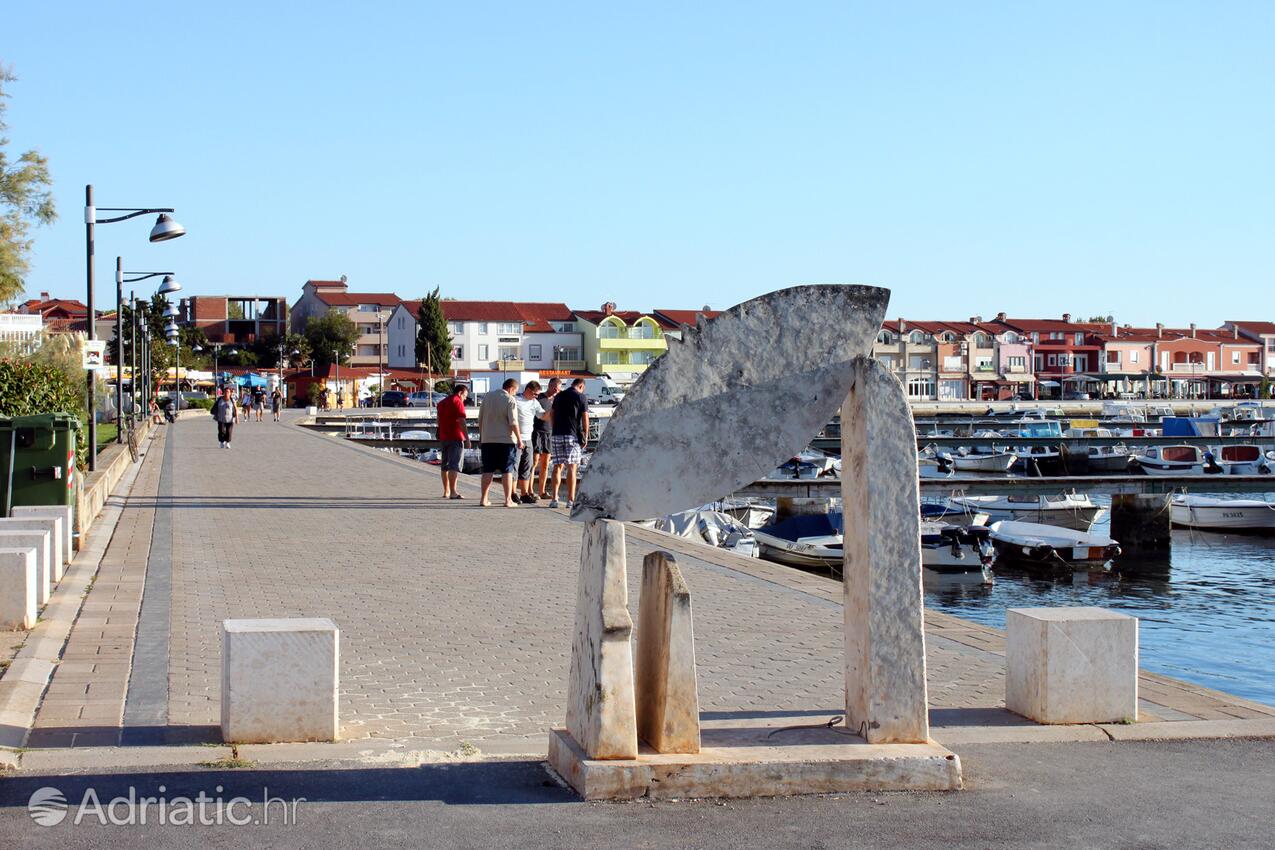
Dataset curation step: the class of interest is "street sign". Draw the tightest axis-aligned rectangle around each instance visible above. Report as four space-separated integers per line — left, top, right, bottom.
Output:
83 340 107 370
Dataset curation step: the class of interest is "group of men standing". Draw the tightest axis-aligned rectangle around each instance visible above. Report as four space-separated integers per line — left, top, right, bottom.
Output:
435 376 590 509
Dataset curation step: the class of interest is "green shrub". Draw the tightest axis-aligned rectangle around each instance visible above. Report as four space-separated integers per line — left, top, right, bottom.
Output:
187 397 214 411
0 358 88 468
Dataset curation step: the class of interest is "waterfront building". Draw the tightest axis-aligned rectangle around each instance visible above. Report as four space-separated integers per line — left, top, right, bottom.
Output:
1097 323 1159 396
385 300 584 375
572 303 679 384
18 294 91 333
290 278 402 368
1150 324 1263 398
1222 321 1275 376
998 314 1108 399
181 295 288 347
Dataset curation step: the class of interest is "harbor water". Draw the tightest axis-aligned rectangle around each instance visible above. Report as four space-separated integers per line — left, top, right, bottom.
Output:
923 495 1275 706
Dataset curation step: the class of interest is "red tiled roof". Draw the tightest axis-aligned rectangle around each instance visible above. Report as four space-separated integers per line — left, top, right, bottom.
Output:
654 308 722 327
572 310 679 330
306 279 347 288
514 302 574 322
315 292 402 307
1225 321 1275 335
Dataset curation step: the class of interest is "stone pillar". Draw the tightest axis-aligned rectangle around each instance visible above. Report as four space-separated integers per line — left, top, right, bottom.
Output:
840 357 930 744
1110 494 1171 558
0 548 38 629
11 506 74 567
774 497 831 524
566 519 638 759
0 530 51 605
635 551 700 754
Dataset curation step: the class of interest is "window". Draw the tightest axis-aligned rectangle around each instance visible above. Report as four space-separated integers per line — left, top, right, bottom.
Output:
975 356 993 371
1232 351 1241 364
599 351 623 365
451 345 463 359
1032 333 1040 344
1003 332 1018 343
528 344 542 360
556 347 580 361
908 355 930 370
943 355 963 370
909 331 926 344
449 321 464 335
877 331 895 345
397 316 404 329
939 333 955 343
630 351 658 365
1048 354 1057 366
557 322 575 332
1075 332 1084 345
1130 351 1140 364
1249 352 1261 365
1007 355 1026 371
974 333 990 346
877 355 896 369
498 322 521 334
397 344 404 357
477 344 489 360
1106 351 1120 365
498 346 519 360
358 304 379 312
906 377 935 399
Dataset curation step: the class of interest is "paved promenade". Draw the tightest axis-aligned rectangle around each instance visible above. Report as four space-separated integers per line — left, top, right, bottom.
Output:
22 410 1275 755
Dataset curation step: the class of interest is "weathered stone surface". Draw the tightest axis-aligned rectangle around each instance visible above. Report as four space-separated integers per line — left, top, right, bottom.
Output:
221 618 340 744
1 515 64 581
1006 607 1138 724
573 284 889 522
11 506 73 567
0 530 51 605
547 727 961 800
0 548 38 629
565 519 638 759
841 357 930 744
636 551 700 754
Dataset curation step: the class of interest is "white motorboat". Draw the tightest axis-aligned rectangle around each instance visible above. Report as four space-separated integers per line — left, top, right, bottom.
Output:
718 499 777 530
988 521 1121 568
643 508 760 557
1169 495 1275 532
346 420 395 440
946 493 1105 530
754 512 843 569
398 429 434 440
920 522 995 579
1210 445 1275 475
917 447 955 478
771 450 838 479
1133 445 1213 475
1063 427 1135 472
940 447 1018 473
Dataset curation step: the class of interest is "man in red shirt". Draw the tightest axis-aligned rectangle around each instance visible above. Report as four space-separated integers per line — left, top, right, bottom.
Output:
436 385 470 499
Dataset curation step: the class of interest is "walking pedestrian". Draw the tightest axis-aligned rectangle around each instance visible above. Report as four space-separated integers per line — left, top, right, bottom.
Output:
320 385 330 410
211 386 239 449
252 385 266 421
548 377 589 509
533 377 560 498
271 388 283 422
477 379 523 508
514 381 544 503
241 388 252 422
437 384 470 499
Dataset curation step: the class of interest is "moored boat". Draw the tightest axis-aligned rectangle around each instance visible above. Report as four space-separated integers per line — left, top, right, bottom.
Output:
754 512 843 569
940 447 1018 473
1169 495 1275 532
1210 445 1275 475
945 493 1105 530
921 522 995 579
988 520 1121 568
1133 445 1221 475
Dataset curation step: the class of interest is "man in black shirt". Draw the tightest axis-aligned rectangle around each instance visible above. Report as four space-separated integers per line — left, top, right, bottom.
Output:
547 377 589 509
533 377 560 498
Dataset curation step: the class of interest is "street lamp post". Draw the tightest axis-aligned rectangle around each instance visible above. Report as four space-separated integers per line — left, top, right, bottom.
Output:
117 264 178 441
85 184 185 469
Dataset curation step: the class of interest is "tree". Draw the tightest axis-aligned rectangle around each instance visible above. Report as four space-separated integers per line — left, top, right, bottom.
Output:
250 330 310 368
415 288 451 375
0 66 55 304
305 312 359 366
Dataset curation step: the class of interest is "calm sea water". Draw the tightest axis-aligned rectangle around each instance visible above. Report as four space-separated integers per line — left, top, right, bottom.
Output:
923 495 1275 706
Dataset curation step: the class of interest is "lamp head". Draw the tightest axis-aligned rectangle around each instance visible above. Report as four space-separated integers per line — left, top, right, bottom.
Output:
162 304 180 318
149 214 186 243
192 345 203 353
156 275 182 295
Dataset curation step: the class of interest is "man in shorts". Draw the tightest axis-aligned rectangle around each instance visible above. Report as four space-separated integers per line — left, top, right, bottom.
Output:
548 377 589 509
270 387 283 422
252 385 266 421
513 381 545 503
436 384 469 499
477 379 523 508
532 377 560 498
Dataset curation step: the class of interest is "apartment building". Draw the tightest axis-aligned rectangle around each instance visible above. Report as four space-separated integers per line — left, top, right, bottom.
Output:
572 303 679 384
290 278 402 368
1223 321 1275 376
384 300 584 374
181 295 287 345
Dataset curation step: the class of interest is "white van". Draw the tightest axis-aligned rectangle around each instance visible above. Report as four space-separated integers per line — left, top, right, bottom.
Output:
581 377 626 405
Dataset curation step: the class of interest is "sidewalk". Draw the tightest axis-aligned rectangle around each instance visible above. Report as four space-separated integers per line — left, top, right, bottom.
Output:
12 410 1275 768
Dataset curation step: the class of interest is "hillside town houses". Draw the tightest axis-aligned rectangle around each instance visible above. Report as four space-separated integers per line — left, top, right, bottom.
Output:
7 278 1275 401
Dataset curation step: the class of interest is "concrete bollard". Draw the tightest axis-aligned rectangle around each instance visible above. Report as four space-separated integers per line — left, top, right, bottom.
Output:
0 530 51 606
1006 607 1138 724
10 506 73 566
221 618 340 744
0 548 39 629
0 516 65 582
635 551 701 754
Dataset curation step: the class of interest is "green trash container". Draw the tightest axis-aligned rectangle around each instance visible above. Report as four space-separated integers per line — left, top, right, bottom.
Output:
2 413 80 515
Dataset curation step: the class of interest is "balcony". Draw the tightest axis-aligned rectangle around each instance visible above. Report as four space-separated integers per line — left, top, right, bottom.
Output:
552 359 586 371
495 358 525 371
1004 363 1028 373
598 334 668 352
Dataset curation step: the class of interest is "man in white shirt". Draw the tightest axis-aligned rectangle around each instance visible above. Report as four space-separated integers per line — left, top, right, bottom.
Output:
513 381 546 503
476 379 524 508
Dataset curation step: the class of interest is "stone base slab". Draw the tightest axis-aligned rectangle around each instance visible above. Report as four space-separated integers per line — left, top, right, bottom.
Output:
547 727 962 800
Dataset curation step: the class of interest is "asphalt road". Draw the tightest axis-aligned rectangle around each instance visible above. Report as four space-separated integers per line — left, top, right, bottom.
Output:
1 739 1272 848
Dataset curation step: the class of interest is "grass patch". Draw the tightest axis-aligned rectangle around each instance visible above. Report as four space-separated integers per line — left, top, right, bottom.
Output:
95 423 118 448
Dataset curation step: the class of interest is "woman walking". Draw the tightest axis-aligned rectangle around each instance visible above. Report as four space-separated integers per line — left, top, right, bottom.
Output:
211 386 239 449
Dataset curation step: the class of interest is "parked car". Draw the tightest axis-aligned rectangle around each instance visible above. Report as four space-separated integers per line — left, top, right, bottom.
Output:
406 391 447 407
375 391 409 407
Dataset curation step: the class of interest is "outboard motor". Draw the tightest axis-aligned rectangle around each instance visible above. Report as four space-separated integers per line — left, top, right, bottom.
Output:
1203 451 1223 475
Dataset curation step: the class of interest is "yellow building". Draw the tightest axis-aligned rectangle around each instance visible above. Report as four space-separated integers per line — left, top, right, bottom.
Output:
572 304 679 384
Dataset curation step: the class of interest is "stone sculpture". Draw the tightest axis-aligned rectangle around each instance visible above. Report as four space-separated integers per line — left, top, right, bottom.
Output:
552 283 954 797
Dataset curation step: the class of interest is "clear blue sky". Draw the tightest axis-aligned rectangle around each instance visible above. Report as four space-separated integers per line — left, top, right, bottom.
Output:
5 2 1274 325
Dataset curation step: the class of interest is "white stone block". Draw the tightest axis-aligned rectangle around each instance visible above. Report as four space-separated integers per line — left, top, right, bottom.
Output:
1006 607 1138 724
10 506 73 566
221 618 339 744
0 548 38 629
636 551 700 754
0 530 51 605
